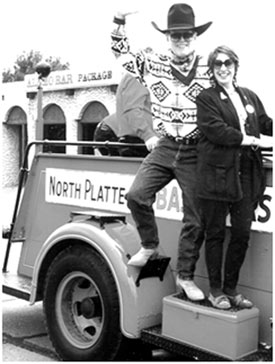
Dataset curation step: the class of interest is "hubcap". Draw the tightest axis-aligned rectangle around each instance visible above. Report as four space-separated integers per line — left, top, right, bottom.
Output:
56 271 104 349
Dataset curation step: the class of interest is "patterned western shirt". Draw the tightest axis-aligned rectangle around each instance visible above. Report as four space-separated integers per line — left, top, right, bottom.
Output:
111 27 211 139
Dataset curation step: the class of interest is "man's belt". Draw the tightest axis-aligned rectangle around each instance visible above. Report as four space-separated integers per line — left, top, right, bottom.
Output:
166 134 198 145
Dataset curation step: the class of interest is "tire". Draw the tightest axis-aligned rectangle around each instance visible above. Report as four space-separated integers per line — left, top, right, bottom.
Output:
43 245 123 361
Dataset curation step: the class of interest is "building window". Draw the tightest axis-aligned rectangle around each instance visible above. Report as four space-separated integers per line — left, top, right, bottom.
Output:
2 106 27 187
78 101 108 155
43 104 66 153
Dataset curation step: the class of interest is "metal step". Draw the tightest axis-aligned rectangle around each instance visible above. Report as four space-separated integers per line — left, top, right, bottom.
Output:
141 325 271 361
141 325 229 361
135 255 171 287
2 272 32 301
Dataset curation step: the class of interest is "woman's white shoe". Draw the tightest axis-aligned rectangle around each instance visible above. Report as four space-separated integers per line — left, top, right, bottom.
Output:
176 276 205 301
127 247 157 266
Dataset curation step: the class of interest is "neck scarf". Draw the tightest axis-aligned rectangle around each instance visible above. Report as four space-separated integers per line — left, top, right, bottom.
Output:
171 50 195 67
171 56 199 86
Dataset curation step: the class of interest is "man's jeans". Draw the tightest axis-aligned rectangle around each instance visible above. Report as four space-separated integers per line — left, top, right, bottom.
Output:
126 137 204 279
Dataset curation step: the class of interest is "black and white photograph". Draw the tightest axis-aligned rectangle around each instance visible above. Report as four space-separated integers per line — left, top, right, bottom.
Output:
1 0 273 361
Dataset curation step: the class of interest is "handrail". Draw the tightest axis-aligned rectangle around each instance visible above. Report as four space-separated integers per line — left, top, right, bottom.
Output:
2 140 146 272
29 139 146 148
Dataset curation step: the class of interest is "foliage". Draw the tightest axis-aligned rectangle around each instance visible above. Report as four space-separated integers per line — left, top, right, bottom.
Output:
2 50 70 82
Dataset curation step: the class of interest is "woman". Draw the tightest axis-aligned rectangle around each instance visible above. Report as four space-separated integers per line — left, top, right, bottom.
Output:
196 45 272 309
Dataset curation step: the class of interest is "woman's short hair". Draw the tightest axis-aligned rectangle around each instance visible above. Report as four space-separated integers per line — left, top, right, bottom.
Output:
208 45 239 75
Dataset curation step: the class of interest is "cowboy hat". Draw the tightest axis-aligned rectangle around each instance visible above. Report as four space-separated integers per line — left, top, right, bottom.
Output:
152 3 212 36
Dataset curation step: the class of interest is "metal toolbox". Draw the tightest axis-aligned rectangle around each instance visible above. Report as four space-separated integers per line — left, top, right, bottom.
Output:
162 294 259 360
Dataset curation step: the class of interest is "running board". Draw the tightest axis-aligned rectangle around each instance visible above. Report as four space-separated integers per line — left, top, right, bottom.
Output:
141 325 228 361
141 325 270 361
2 272 32 301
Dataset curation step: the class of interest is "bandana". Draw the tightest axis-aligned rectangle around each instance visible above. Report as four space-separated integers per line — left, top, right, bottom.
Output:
171 50 195 67
171 56 199 86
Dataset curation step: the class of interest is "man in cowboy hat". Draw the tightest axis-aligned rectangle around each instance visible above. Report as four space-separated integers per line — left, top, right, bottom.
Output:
111 4 212 301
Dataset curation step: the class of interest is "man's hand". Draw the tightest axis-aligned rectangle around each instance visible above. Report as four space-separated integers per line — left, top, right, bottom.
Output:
145 136 160 151
241 135 260 146
115 11 138 21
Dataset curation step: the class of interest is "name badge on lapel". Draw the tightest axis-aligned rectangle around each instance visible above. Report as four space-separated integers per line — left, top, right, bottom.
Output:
245 104 255 114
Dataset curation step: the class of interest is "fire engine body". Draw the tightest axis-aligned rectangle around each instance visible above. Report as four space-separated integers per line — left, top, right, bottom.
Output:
2 141 272 361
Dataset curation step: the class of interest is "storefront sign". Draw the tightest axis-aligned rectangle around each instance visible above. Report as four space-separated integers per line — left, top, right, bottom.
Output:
25 68 121 92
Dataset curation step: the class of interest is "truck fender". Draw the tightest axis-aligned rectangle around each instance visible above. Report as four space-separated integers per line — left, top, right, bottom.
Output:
30 219 176 338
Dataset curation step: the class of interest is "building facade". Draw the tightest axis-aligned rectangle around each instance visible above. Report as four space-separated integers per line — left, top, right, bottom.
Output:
1 65 122 187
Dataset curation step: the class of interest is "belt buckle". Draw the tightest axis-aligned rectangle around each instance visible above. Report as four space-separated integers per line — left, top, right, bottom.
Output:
175 136 183 143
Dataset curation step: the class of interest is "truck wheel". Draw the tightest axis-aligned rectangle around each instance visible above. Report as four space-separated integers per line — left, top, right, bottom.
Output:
43 245 123 361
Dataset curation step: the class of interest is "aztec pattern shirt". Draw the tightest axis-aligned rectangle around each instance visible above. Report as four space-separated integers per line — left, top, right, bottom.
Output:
111 28 211 139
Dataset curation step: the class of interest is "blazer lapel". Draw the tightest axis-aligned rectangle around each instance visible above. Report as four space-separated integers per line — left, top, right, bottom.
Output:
236 87 260 137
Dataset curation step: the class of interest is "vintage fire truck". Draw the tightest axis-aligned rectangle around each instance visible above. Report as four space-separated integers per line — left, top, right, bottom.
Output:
2 138 272 361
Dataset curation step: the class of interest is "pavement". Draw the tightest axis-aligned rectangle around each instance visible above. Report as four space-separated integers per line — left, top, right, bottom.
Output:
2 294 58 361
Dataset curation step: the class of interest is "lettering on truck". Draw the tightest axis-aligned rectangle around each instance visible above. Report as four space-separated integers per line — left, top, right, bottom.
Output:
45 168 272 232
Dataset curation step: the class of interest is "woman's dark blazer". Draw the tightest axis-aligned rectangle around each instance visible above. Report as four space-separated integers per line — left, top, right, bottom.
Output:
196 84 272 203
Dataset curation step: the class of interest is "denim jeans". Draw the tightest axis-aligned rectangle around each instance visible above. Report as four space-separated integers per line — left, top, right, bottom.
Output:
126 137 204 279
200 151 255 294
